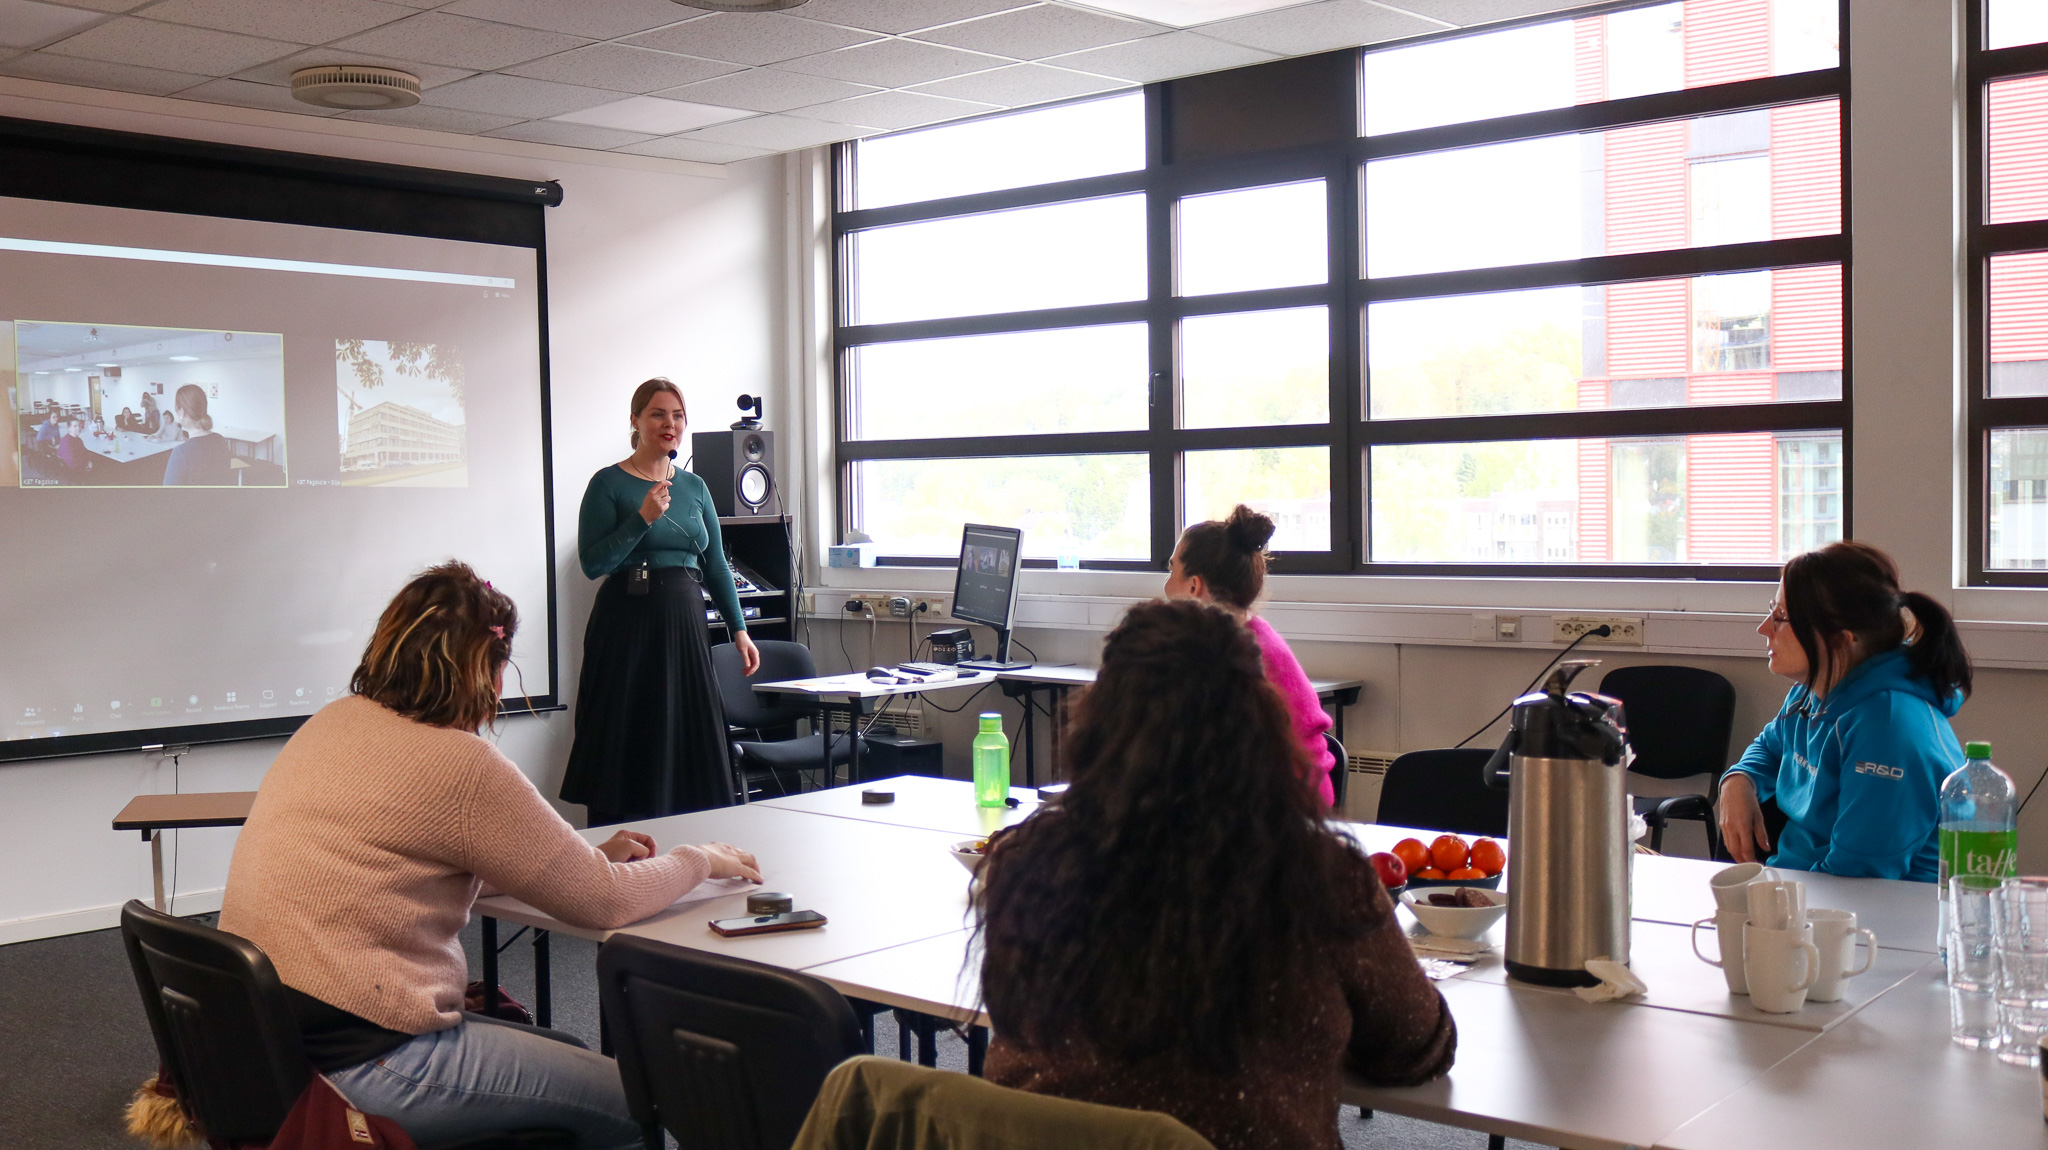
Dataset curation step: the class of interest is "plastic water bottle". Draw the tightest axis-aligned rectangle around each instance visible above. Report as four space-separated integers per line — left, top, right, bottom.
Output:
973 712 1010 808
1939 741 2018 957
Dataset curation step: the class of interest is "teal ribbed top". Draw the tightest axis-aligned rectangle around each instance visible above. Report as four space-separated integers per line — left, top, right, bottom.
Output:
577 464 746 632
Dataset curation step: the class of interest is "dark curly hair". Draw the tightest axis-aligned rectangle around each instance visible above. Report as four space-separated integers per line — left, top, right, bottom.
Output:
1174 504 1277 610
350 561 516 732
974 598 1370 1073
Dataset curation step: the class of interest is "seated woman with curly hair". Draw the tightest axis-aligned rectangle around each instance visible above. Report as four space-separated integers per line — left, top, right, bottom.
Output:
975 598 1455 1150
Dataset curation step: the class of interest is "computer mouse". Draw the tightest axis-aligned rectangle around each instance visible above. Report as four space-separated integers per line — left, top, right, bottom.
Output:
865 666 897 680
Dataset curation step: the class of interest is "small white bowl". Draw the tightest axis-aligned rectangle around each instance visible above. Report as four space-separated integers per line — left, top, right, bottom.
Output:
1400 888 1507 941
950 839 990 873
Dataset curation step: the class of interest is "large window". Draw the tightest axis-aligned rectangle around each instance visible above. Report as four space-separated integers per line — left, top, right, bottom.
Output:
1973 1 2048 580
834 0 1845 575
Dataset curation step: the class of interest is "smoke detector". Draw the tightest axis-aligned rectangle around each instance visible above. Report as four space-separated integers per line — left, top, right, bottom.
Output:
290 66 421 111
671 0 810 10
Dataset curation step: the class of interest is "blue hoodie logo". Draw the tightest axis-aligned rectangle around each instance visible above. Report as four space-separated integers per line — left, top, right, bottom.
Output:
1854 760 1904 780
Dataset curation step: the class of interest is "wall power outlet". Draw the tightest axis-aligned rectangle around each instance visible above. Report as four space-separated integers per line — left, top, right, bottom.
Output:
1551 615 1645 645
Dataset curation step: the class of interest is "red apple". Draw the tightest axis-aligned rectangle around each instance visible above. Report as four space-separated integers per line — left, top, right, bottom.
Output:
1369 850 1408 891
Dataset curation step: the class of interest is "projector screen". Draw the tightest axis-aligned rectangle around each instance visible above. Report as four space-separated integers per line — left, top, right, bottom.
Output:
0 161 556 760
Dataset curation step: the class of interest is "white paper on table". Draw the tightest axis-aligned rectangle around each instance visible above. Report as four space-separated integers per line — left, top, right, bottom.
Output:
674 876 758 908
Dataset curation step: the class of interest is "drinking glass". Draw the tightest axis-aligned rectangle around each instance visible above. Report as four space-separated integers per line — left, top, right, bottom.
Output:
1994 877 2048 1065
1949 874 2003 1049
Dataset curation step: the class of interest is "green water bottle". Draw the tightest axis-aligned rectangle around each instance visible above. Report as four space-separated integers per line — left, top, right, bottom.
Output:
1938 741 2018 957
973 712 1010 808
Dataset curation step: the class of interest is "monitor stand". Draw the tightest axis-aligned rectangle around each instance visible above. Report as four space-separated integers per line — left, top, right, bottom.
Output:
957 625 1030 672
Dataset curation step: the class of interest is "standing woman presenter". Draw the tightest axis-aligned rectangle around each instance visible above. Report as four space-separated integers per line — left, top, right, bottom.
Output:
561 379 760 825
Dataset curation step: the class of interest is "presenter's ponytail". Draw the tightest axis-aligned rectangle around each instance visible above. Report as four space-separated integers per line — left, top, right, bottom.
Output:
1779 541 1972 702
1174 504 1277 611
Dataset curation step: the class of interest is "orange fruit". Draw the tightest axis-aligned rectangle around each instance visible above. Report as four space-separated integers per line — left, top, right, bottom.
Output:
1448 866 1487 880
1391 838 1431 876
1471 839 1507 876
1413 867 1448 880
1429 834 1470 874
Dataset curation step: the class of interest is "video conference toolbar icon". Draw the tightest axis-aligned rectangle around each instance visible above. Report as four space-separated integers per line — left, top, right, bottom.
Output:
226 691 237 703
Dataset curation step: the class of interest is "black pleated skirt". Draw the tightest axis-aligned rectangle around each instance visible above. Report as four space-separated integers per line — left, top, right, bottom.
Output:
560 566 735 821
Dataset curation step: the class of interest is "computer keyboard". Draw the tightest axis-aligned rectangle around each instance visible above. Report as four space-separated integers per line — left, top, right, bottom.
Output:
895 662 959 682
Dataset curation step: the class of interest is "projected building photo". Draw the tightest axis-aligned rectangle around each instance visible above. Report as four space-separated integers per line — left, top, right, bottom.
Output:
335 338 468 487
13 321 287 488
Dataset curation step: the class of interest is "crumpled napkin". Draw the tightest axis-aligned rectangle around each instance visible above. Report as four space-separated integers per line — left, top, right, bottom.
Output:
1574 956 1648 1003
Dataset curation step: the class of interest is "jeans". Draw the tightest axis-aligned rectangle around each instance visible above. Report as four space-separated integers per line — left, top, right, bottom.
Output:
327 1015 643 1150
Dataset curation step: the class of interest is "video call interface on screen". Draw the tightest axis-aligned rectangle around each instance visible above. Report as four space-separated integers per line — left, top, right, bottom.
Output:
952 524 1020 628
1 195 552 747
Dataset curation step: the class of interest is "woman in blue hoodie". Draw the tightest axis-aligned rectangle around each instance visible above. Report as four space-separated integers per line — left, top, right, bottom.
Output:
1718 541 1972 881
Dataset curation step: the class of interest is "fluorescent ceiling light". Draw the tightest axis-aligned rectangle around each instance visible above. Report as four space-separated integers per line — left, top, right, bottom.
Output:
0 236 514 288
95 362 118 367
1071 0 1311 26
168 355 199 362
63 367 80 372
551 96 751 135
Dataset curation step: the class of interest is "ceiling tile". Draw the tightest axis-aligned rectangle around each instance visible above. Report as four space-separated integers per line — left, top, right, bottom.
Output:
0 50 207 94
777 38 1009 87
909 61 1128 104
505 43 740 93
175 76 344 115
780 0 1031 34
418 72 618 118
792 88 998 129
615 136 774 164
139 0 415 44
329 11 585 71
440 0 693 39
552 94 751 133
236 48 472 89
486 119 657 149
656 67 878 114
685 113 864 151
912 4 1165 58
1373 0 1567 24
0 0 107 51
336 103 523 132
1072 0 1320 27
1049 29 1274 81
42 17 300 74
623 13 878 67
1198 0 1436 53
36 0 148 11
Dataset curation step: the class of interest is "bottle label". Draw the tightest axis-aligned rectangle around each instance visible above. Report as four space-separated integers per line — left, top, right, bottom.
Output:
1940 828 2019 881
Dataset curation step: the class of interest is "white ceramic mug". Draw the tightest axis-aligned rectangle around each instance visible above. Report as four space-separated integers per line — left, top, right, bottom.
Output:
1806 908 1877 1003
1691 910 1751 994
1710 862 1781 912
1747 879 1807 931
1745 922 1821 1013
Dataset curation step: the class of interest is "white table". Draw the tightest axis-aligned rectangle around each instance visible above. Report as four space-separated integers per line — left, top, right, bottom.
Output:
473 778 2031 1150
752 772 1041 838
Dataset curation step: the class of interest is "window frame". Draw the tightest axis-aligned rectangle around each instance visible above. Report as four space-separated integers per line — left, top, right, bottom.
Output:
831 0 1850 579
1968 5 2048 585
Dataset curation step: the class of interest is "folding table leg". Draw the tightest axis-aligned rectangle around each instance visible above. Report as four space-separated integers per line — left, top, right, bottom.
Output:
967 1025 987 1077
150 829 166 912
1486 1135 1505 1150
480 916 500 1016
532 929 551 1028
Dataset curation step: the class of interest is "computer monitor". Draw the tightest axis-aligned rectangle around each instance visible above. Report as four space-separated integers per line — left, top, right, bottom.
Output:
950 523 1029 671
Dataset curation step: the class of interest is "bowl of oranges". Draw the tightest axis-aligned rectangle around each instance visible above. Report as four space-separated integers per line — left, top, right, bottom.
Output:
1391 834 1506 890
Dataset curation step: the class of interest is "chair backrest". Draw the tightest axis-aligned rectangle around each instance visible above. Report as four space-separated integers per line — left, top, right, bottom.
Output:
1375 749 1510 837
792 1056 1217 1150
1598 665 1738 782
711 640 820 730
119 900 310 1145
1324 731 1349 810
598 935 868 1150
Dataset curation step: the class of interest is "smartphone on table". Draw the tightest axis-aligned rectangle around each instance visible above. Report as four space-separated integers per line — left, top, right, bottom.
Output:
709 910 828 937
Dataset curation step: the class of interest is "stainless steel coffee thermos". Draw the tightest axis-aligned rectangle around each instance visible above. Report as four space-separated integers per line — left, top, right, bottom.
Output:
1484 660 1632 987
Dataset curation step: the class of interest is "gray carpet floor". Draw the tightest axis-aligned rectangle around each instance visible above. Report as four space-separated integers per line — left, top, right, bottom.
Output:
0 916 1542 1150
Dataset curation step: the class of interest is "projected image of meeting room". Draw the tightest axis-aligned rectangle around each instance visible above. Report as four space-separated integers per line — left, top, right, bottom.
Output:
15 321 286 487
335 338 468 487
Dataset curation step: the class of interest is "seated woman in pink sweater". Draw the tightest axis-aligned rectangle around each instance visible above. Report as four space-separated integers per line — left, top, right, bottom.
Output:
1164 504 1337 807
220 561 761 1150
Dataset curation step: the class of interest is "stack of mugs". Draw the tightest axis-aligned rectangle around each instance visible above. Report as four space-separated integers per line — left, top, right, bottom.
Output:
1691 862 1877 1013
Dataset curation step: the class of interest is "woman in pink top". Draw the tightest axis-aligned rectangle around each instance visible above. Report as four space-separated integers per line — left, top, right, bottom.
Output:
1164 505 1337 807
221 562 761 1150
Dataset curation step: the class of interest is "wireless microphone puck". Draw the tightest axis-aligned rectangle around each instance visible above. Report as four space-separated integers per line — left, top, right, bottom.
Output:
746 891 793 915
861 789 895 804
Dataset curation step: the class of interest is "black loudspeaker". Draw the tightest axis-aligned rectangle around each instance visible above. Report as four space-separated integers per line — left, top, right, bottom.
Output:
691 429 775 516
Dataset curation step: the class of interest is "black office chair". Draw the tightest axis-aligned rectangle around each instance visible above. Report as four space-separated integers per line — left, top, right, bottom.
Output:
119 900 570 1150
1374 749 1510 837
598 934 869 1150
1325 731 1350 811
712 641 866 799
1599 665 1737 855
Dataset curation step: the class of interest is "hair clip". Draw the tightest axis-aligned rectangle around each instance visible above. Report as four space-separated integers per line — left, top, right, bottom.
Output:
489 625 506 639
